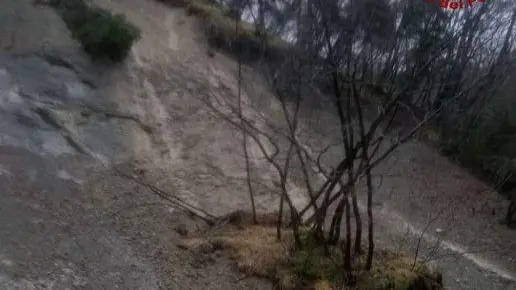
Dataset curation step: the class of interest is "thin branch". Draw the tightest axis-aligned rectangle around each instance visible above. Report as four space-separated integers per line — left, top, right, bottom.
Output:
113 167 217 225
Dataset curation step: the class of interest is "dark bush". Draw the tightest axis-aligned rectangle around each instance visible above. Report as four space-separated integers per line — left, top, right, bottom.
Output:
438 96 516 196
52 0 141 62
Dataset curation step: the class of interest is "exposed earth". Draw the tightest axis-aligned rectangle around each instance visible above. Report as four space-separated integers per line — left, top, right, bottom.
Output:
0 0 515 289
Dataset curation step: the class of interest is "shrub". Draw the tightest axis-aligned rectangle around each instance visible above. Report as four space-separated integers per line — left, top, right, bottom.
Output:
73 8 141 61
465 112 516 189
179 221 443 290
185 0 289 63
52 0 141 62
438 96 516 194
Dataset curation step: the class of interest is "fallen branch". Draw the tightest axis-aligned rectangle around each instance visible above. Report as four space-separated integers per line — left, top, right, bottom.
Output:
113 166 217 225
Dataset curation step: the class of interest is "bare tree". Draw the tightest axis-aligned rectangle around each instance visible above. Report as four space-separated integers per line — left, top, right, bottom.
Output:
235 4 257 224
201 0 516 285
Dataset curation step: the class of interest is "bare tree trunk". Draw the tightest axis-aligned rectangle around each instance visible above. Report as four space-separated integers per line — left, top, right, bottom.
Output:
256 0 265 33
293 135 326 243
351 186 363 255
278 174 303 248
290 206 303 248
365 164 374 270
242 132 257 223
282 178 302 247
277 140 295 241
276 178 285 239
343 190 353 283
328 195 345 245
235 7 257 224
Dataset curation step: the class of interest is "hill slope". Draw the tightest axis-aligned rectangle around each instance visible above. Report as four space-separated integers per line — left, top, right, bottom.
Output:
0 0 515 289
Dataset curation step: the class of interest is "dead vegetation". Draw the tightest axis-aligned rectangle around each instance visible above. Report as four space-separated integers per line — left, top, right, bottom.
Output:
178 211 442 290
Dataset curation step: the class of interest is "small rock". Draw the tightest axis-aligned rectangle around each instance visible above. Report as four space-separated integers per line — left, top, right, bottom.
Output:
175 224 188 236
1 259 13 267
198 243 214 254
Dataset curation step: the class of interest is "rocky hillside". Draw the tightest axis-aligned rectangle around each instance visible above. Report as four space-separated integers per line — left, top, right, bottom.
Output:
0 0 515 289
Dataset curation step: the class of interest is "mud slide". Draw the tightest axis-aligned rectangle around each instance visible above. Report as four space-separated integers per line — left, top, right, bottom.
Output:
0 0 514 289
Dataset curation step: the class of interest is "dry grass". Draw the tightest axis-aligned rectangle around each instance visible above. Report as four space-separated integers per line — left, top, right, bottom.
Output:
178 211 443 290
359 250 442 289
178 210 301 288
314 280 333 290
179 223 299 288
216 226 291 275
179 211 292 275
